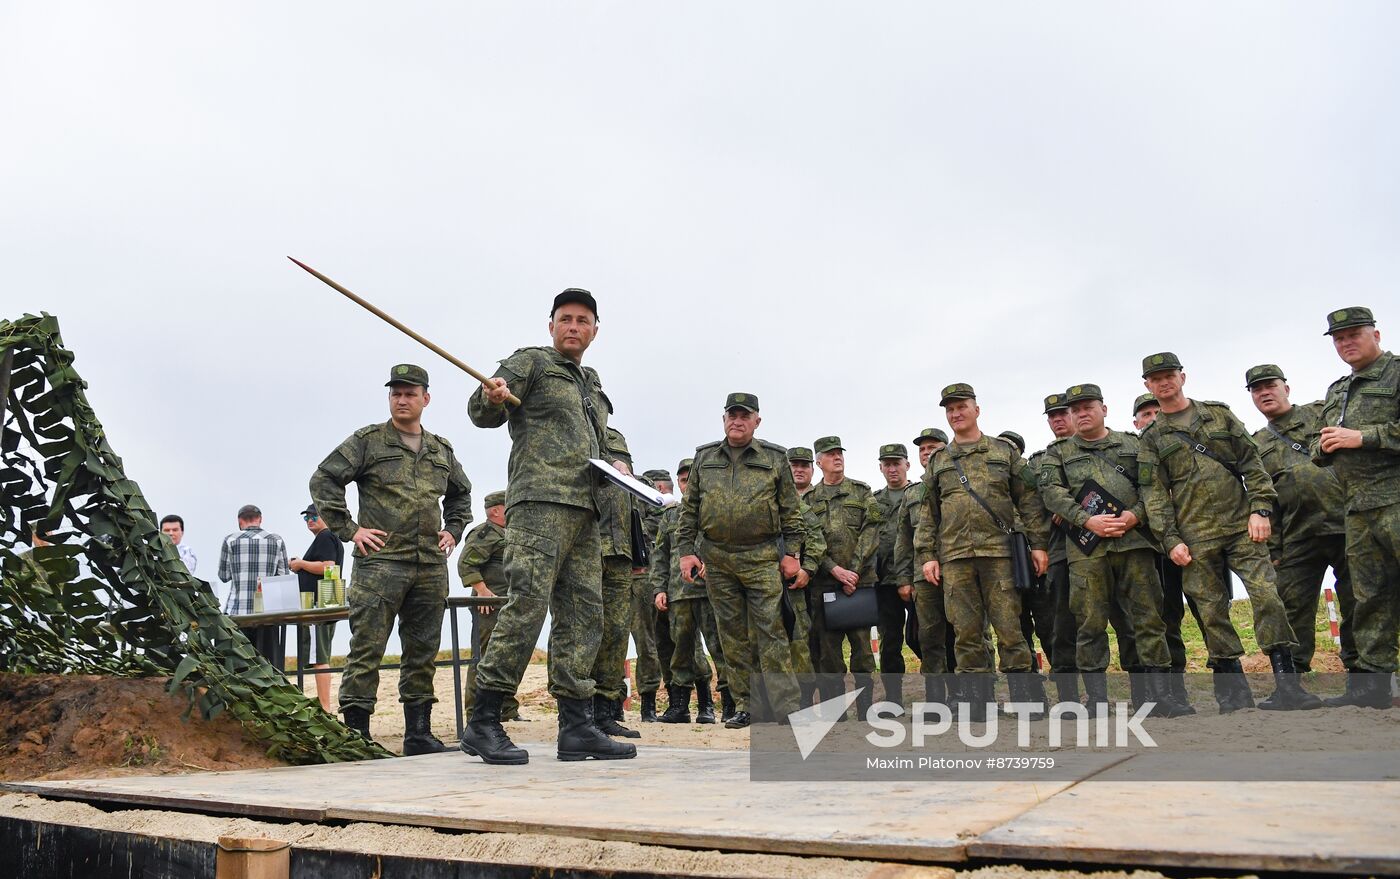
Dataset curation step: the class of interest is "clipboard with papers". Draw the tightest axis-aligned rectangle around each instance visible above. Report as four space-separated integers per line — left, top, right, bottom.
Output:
589 458 667 508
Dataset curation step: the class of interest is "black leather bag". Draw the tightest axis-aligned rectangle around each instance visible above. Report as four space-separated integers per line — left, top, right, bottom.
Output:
822 586 879 631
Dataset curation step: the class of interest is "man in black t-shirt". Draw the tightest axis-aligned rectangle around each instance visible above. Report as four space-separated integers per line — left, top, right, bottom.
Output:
291 503 346 711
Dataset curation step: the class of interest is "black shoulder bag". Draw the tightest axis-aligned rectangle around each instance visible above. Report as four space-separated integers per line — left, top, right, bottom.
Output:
950 457 1036 592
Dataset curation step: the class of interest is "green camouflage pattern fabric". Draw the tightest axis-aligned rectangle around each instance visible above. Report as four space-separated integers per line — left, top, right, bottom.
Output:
873 482 911 586
1038 430 1153 557
1344 502 1400 673
1314 350 1400 512
914 435 1048 566
1274 533 1353 671
1254 401 1346 557
1066 546 1171 672
311 421 473 564
1137 400 1277 553
893 482 927 585
456 521 506 589
805 477 881 582
1179 533 1297 660
651 504 706 600
467 346 612 512
597 428 635 560
590 555 633 701
942 557 1031 673
703 542 799 715
462 604 519 721
630 569 662 693
472 501 603 701
1029 448 1068 565
677 439 805 554
338 559 449 712
666 597 720 688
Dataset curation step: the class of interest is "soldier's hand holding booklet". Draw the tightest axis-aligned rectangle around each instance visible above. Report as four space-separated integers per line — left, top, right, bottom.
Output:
589 459 667 508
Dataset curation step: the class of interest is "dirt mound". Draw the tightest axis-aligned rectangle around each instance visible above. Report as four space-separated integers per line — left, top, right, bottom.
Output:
0 673 286 781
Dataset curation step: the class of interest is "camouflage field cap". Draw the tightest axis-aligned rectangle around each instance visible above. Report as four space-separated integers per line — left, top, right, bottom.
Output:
551 287 598 318
787 447 814 463
1133 393 1159 414
939 383 976 406
913 427 949 446
878 443 908 460
1141 352 1183 378
643 468 673 485
1245 364 1287 389
997 430 1026 454
1324 306 1375 336
1043 392 1070 414
725 392 759 413
635 473 656 489
483 491 507 508
813 436 845 454
1064 383 1103 404
677 457 695 474
386 363 429 387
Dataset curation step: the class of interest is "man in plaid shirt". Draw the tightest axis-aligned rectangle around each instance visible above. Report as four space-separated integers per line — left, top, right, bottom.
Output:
218 504 290 665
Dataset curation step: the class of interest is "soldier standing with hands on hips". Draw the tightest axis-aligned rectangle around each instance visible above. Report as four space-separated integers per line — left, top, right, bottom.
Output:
461 288 637 764
310 364 473 755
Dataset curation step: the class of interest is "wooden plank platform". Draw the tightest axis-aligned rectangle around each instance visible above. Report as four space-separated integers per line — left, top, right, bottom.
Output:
7 746 1399 873
2 745 1119 863
969 752 1400 876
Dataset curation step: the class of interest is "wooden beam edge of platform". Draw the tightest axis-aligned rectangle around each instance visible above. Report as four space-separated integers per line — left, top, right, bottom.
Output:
0 781 329 823
966 840 1400 878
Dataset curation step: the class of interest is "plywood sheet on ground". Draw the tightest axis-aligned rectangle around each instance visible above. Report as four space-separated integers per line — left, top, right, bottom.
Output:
969 752 1400 876
1 744 1118 862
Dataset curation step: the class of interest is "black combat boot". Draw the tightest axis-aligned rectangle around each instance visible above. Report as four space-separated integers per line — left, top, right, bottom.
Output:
1126 667 1147 712
1323 671 1393 709
1005 672 1046 716
945 674 963 718
459 689 529 765
557 697 637 761
659 685 693 723
1259 651 1323 711
923 673 947 708
1050 672 1080 708
695 685 717 724
725 709 751 729
639 691 658 723
593 695 641 739
965 675 992 724
1083 672 1110 718
1168 668 1196 715
719 686 737 722
1143 668 1194 718
854 675 875 722
342 706 372 740
881 673 905 712
1212 659 1255 713
401 702 448 755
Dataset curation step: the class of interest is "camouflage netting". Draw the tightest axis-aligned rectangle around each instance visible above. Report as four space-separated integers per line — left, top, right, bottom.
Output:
0 313 390 763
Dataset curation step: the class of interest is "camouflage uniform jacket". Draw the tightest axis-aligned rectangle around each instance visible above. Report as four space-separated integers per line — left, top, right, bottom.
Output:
457 521 506 591
805 477 881 587
597 428 634 561
893 482 928 585
467 346 612 513
873 482 912 586
1038 430 1153 559
311 421 473 564
1137 399 1277 553
1029 449 1069 565
650 504 704 601
677 438 805 557
1254 401 1345 558
1313 350 1400 513
914 435 1047 566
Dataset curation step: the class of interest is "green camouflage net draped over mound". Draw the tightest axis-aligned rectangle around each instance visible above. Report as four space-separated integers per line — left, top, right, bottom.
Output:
0 314 390 763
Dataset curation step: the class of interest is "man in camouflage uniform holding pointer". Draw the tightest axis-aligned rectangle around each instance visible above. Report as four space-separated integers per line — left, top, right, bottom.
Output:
461 288 635 764
311 364 473 755
1313 307 1399 709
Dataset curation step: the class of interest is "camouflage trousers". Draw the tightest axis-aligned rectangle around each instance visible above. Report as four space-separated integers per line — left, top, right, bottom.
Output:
339 559 447 713
1180 532 1296 662
1156 555 1203 671
464 605 519 721
784 586 815 675
655 601 676 688
591 555 633 701
699 540 799 716
943 557 1032 673
1346 502 1400 674
1275 532 1354 671
809 580 877 676
475 502 602 702
913 579 951 674
1068 547 1172 672
667 596 721 688
629 572 662 695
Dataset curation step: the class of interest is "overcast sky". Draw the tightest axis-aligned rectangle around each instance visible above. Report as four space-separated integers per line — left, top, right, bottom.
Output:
4 3 1396 656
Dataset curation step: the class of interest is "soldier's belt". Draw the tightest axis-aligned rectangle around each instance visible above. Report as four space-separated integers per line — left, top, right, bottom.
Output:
698 535 780 553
